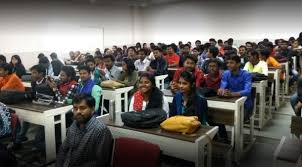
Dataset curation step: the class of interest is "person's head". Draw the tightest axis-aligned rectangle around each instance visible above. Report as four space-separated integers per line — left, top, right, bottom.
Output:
77 65 91 82
167 45 176 54
179 71 195 95
260 48 271 60
94 55 103 66
37 53 45 59
127 46 137 59
207 58 220 75
239 45 247 56
72 94 95 124
143 43 148 49
248 50 260 66
183 55 197 72
280 40 288 50
95 48 100 52
30 64 46 81
136 42 142 49
218 39 223 47
277 39 283 47
69 51 75 59
292 40 300 48
226 54 241 72
50 52 58 60
178 41 183 47
122 58 135 74
182 44 191 55
207 46 219 58
224 41 229 47
112 45 117 52
209 38 217 46
195 40 201 47
85 58 96 72
138 49 146 60
103 54 115 69
227 38 234 46
123 45 127 50
138 72 156 95
153 47 163 59
192 47 200 57
60 66 76 83
0 63 13 77
289 37 295 45
0 55 7 64
38 56 50 69
10 55 22 65
246 42 253 51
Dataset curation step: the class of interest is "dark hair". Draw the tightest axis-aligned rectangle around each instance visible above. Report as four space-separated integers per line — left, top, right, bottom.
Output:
122 58 135 75
139 72 163 109
153 46 163 52
260 48 271 59
167 45 177 52
50 52 58 59
226 54 241 63
38 56 50 64
208 46 219 58
195 40 201 44
61 66 76 81
85 58 95 65
72 94 95 109
192 47 200 52
246 42 252 46
239 45 247 49
248 49 259 58
10 55 22 65
209 38 216 43
103 54 115 62
218 39 223 44
94 55 103 60
180 71 196 92
183 44 191 48
77 65 91 74
184 55 198 64
127 46 137 54
30 64 46 77
207 58 219 66
95 51 102 57
138 48 147 55
0 55 6 63
37 53 45 59
0 63 13 74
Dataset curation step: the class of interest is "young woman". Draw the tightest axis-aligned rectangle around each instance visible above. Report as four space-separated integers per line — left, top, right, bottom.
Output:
170 71 207 124
129 72 169 115
9 55 26 78
116 58 138 87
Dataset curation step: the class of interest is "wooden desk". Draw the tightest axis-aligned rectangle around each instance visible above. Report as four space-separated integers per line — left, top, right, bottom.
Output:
252 80 269 129
98 112 218 167
8 101 72 163
268 68 281 109
162 89 248 163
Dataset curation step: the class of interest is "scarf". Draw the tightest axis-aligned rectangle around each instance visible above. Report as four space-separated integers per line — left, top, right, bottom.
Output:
133 91 144 112
77 79 95 95
59 80 77 96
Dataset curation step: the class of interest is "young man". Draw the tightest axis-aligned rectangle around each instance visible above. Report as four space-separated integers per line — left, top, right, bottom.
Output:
170 55 205 93
218 54 253 121
165 45 180 68
56 94 113 167
85 58 101 85
50 52 64 76
0 55 6 64
201 46 224 74
195 40 201 48
127 46 138 60
134 49 150 72
243 50 268 76
100 54 122 81
203 58 222 89
238 45 249 68
209 38 217 47
179 44 191 67
38 56 54 77
147 46 168 76
0 63 25 92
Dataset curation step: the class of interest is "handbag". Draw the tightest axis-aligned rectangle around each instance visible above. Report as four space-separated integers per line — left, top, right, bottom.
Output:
121 108 167 129
101 80 125 89
160 116 201 134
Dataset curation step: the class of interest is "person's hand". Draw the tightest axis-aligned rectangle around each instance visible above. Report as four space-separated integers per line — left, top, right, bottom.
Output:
217 88 224 96
170 81 178 93
223 89 231 97
99 70 106 76
47 79 57 90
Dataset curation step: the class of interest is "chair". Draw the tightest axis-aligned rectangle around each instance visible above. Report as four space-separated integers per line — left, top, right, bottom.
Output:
112 137 161 167
155 75 168 90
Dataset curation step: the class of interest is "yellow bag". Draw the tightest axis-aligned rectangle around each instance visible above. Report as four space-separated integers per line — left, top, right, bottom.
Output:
160 116 201 134
101 80 125 89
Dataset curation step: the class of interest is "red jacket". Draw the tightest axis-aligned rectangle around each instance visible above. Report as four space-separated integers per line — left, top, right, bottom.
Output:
173 67 205 87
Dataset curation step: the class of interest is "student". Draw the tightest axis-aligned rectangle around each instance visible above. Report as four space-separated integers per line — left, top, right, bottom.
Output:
209 38 217 47
0 55 6 64
129 72 169 115
170 55 205 93
192 47 201 59
116 58 138 87
9 55 26 79
260 48 281 68
203 58 222 89
238 45 249 67
201 46 223 74
38 56 54 77
218 54 253 121
179 44 191 67
94 55 106 72
85 58 101 85
0 63 25 92
195 40 201 48
243 50 268 76
134 49 150 72
56 94 113 167
47 66 78 103
100 54 122 81
50 52 64 76
147 46 168 76
291 78 302 116
170 71 207 124
127 46 138 60
165 45 180 68
245 42 253 52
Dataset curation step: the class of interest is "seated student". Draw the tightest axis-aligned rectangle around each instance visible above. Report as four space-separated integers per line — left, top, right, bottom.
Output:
170 71 207 124
56 94 113 167
165 45 180 68
243 50 268 76
129 72 169 115
127 46 138 60
134 49 150 72
85 58 101 85
179 44 191 67
170 55 205 93
203 58 222 90
0 63 25 92
100 54 122 81
192 47 201 59
47 66 78 103
260 48 281 68
201 46 224 74
0 55 6 64
38 56 54 77
238 45 249 68
116 58 138 87
94 55 106 72
147 46 168 76
9 55 26 79
50 52 64 76
218 54 253 121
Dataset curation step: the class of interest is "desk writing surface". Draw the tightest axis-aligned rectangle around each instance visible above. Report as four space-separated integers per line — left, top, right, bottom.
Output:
99 112 213 143
8 101 65 113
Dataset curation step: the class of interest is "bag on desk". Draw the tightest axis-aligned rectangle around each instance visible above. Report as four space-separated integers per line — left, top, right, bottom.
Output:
160 116 201 134
0 91 27 104
121 108 167 128
251 73 268 82
101 80 125 89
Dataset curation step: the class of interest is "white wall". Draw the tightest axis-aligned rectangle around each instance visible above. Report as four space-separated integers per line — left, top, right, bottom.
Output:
141 0 302 45
0 1 135 69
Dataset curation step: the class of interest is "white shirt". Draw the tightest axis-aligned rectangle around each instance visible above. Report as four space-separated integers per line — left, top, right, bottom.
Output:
134 58 151 72
129 96 170 117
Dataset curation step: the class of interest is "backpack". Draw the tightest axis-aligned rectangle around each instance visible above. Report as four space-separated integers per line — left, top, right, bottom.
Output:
0 102 11 137
0 90 28 104
121 108 167 129
251 72 268 82
160 116 201 134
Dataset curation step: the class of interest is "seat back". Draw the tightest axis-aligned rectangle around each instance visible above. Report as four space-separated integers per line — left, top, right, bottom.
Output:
155 75 168 90
112 137 160 167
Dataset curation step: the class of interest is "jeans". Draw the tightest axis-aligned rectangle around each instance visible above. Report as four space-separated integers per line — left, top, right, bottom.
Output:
290 93 298 111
